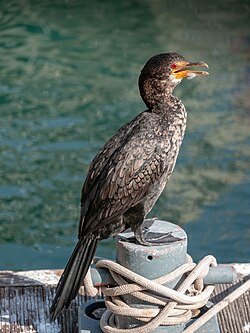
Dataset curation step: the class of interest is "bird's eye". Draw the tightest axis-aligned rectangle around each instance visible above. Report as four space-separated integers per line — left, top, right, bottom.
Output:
171 64 177 69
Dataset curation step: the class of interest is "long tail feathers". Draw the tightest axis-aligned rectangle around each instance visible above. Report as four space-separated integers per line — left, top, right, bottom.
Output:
50 237 98 320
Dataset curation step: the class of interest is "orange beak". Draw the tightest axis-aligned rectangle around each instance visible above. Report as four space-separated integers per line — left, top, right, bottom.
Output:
172 60 209 79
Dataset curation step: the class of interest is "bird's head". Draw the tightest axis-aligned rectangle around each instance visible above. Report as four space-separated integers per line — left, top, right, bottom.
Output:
139 52 209 109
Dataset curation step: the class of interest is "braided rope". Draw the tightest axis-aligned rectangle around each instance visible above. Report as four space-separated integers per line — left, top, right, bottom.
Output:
83 255 217 332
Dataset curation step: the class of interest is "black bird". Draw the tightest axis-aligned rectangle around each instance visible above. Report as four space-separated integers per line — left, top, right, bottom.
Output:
50 52 209 319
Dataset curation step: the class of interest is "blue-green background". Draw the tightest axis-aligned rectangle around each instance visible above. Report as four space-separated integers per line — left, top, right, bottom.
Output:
0 0 249 270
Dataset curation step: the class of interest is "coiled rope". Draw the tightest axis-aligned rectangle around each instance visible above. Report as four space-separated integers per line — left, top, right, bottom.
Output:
83 255 250 333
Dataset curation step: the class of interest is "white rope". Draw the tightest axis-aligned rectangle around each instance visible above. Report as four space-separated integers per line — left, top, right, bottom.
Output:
83 255 250 333
182 277 250 333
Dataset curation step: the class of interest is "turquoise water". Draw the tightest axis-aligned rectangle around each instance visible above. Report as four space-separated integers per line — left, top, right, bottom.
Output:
0 0 249 270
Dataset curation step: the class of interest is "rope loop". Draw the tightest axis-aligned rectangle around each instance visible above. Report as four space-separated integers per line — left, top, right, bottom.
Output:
83 254 217 333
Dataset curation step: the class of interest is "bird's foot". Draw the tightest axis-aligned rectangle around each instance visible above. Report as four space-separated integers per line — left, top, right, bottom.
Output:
134 218 183 246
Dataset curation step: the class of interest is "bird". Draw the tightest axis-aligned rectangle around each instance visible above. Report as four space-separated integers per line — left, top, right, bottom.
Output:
50 52 209 320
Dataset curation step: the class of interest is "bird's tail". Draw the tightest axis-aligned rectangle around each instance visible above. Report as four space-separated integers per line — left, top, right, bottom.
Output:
50 236 98 320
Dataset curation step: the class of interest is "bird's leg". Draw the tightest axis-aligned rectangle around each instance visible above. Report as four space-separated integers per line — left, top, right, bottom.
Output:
134 218 183 246
123 206 182 245
134 217 156 245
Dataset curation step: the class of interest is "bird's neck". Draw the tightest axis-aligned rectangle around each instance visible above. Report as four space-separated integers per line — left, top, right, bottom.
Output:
139 78 181 114
150 94 181 115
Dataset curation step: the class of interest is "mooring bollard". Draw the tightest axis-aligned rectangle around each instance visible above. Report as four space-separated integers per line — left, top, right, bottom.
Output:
115 220 188 331
79 220 237 333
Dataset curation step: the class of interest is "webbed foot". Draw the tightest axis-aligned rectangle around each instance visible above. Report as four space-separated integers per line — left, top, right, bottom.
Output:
134 218 183 246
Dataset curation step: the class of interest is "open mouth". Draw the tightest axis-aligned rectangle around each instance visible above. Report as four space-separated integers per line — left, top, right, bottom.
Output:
172 60 209 79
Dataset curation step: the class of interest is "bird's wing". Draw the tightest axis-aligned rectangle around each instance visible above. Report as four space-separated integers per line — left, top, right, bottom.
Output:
79 112 145 221
78 112 172 237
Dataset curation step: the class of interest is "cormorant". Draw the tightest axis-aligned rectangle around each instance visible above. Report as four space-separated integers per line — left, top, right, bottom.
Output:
50 52 209 320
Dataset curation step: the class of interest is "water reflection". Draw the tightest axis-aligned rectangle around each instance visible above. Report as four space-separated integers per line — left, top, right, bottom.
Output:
0 0 249 269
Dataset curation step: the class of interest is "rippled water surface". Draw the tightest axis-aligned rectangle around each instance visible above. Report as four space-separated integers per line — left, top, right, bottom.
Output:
0 0 249 270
